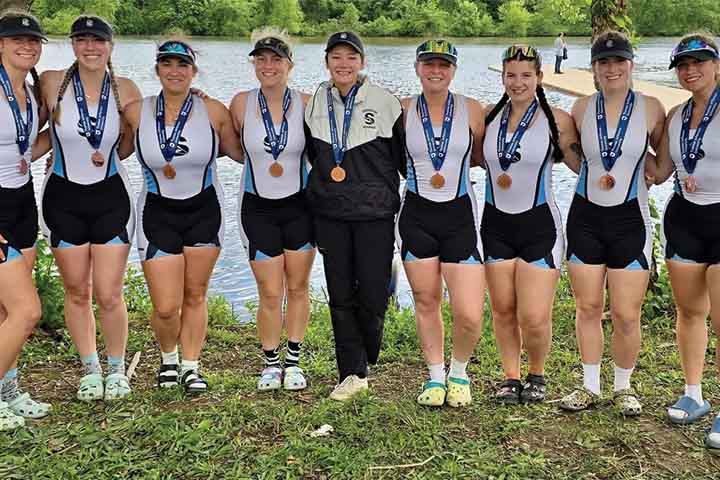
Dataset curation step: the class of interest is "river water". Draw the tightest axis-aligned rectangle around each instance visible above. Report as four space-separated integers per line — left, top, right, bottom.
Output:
31 36 683 318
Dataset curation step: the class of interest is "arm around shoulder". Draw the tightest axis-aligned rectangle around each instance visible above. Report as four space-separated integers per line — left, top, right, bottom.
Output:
206 97 243 162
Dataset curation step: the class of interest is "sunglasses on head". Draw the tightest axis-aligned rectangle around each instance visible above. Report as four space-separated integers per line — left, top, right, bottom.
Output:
670 38 719 64
158 41 195 60
503 44 539 61
417 40 457 56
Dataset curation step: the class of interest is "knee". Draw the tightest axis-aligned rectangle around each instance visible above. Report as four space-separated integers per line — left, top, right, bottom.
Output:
575 300 603 322
95 290 124 312
286 282 309 302
183 288 207 309
12 301 42 337
65 284 92 308
611 310 640 337
453 310 483 333
258 288 284 311
155 305 180 322
491 302 516 325
519 311 549 334
676 304 708 324
413 291 442 317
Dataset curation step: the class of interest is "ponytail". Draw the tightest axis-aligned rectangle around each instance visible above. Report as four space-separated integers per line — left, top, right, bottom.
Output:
485 93 509 126
107 59 124 135
29 67 43 109
536 85 563 162
53 61 78 125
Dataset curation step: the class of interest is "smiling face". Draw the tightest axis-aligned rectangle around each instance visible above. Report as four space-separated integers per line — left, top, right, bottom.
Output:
0 35 42 72
253 50 292 89
416 58 455 95
675 57 719 94
156 56 196 96
502 59 542 104
72 34 112 72
325 44 363 90
593 56 633 94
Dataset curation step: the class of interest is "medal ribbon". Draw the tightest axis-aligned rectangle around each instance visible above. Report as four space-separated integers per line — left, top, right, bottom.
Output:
0 64 33 157
497 99 538 171
418 93 454 172
596 90 635 172
72 70 110 150
258 88 291 161
327 83 360 167
680 86 720 174
155 92 194 163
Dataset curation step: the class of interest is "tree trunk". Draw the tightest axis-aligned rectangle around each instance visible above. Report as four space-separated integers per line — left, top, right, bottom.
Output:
1 0 32 12
591 0 630 40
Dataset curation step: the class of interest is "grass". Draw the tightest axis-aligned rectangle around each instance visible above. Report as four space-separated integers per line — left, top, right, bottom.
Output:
1 271 720 480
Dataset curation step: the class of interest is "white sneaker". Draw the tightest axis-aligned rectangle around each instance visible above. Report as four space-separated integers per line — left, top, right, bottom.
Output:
329 375 368 401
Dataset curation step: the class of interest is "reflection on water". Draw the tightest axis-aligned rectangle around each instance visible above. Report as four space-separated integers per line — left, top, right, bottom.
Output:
31 37 681 320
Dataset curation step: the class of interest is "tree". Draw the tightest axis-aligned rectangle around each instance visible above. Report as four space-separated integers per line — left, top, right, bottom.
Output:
265 0 304 34
591 0 631 39
497 0 532 37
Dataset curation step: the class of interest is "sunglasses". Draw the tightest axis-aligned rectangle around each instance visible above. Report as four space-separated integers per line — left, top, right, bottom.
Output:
670 38 719 64
503 44 539 61
417 40 457 57
157 41 196 61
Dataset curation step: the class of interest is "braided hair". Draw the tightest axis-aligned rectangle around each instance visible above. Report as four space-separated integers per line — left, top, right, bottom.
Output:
486 47 564 162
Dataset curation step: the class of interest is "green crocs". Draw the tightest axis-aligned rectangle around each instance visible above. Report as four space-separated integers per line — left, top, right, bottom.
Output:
417 381 446 407
104 373 131 401
446 376 471 408
77 373 104 402
7 392 51 419
0 401 24 431
613 388 642 416
559 387 598 412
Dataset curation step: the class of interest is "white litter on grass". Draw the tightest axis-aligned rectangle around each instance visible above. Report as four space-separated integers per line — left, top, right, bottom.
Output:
310 424 334 438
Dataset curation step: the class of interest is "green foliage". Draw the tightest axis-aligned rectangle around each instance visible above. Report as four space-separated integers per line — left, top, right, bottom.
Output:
33 238 64 331
498 0 532 37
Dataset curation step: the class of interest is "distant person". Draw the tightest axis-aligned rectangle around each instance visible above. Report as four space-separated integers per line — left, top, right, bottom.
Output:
554 33 566 74
653 32 720 451
304 31 405 401
229 28 315 392
559 31 665 416
121 38 242 394
483 45 581 405
398 39 486 408
39 15 142 402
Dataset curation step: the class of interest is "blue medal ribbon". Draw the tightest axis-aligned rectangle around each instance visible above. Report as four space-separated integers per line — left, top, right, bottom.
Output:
155 92 194 163
72 70 110 150
418 93 454 172
497 99 538 171
596 90 635 172
0 64 33 157
680 86 720 174
327 83 360 167
258 88 291 161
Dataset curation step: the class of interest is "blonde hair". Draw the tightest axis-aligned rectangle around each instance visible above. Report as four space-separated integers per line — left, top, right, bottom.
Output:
249 26 293 63
53 14 122 133
0 9 44 107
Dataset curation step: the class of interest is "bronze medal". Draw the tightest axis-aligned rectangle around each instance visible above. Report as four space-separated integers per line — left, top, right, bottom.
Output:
163 163 177 180
18 157 28 175
430 173 446 189
599 174 615 190
330 166 346 182
269 161 284 178
685 175 698 193
91 151 105 167
497 173 512 190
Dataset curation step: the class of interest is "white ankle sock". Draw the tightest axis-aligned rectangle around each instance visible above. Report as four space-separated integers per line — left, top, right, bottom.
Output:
685 384 703 405
582 363 601 395
613 364 634 392
428 363 446 383
161 348 179 365
180 359 199 375
448 357 468 380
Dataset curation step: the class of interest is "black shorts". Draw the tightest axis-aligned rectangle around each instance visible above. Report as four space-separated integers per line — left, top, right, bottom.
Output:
481 203 563 269
663 194 720 264
239 191 314 261
566 193 651 270
0 180 38 264
41 173 132 248
396 191 482 264
138 186 223 261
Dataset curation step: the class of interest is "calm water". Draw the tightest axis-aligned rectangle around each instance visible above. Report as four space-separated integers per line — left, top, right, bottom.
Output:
31 36 683 318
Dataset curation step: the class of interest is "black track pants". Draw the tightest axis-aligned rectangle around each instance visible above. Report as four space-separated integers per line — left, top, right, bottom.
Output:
315 216 395 381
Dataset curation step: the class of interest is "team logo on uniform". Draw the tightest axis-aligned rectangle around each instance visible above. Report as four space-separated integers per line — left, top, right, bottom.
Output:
362 109 377 128
173 136 189 157
77 117 98 137
262 136 273 154
22 18 30 27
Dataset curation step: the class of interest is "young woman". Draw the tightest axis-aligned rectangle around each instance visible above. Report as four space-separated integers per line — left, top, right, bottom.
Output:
229 29 315 391
122 39 242 394
654 33 720 450
0 10 50 430
482 45 581 404
304 31 405 401
39 15 141 402
559 31 665 415
397 40 485 407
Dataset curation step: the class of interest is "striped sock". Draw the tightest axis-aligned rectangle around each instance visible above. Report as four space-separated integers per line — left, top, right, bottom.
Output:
285 341 302 368
1 368 19 402
108 356 126 376
263 346 281 368
81 352 103 376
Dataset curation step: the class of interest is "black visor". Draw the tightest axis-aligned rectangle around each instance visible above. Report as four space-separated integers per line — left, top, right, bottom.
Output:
70 16 113 41
0 14 47 42
249 37 292 61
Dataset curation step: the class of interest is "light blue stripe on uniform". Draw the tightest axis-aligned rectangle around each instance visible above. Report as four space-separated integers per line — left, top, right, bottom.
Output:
403 251 420 262
5 246 22 262
406 157 418 193
459 255 481 264
243 157 256 194
57 239 78 249
108 151 118 177
485 255 505 264
535 165 547 206
106 235 126 245
568 253 584 264
301 158 309 189
530 257 552 269
457 156 469 197
624 259 644 270
576 162 587 198
295 242 314 251
626 160 641 201
253 250 273 261
203 165 214 190
142 166 159 194
669 253 697 264
484 176 494 206
147 248 173 260
52 134 66 178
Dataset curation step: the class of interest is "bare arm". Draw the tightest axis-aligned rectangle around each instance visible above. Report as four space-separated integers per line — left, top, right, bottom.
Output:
554 107 581 174
31 130 50 161
207 98 243 162
467 98 486 167
654 105 678 185
118 99 142 160
228 91 249 164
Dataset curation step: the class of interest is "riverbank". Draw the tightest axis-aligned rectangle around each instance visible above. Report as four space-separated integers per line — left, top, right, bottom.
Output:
2 261 719 479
